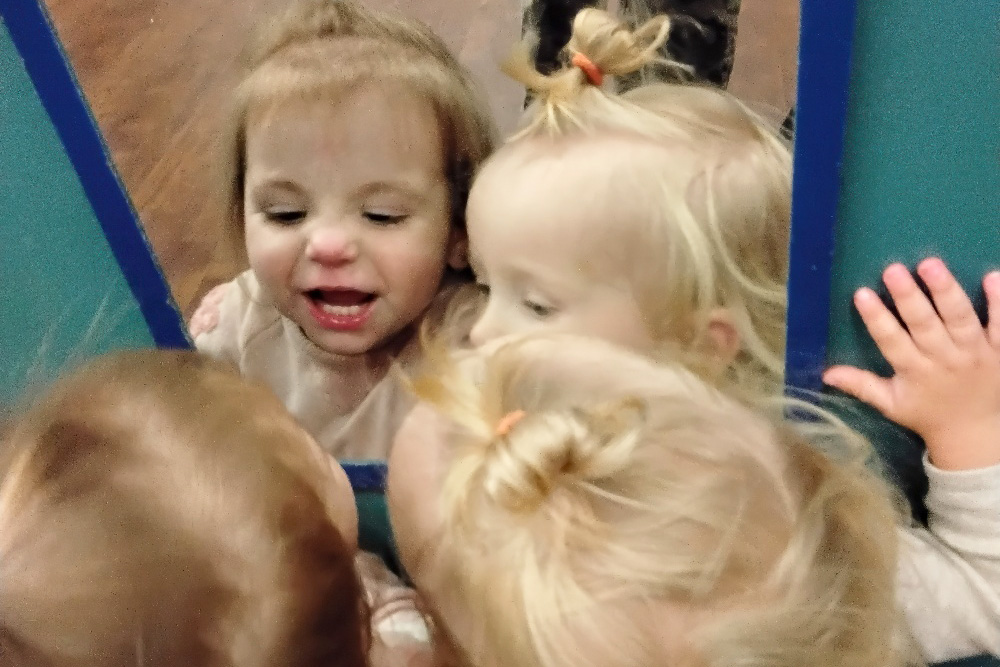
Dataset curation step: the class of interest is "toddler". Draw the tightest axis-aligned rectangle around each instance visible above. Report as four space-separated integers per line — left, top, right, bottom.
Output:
189 0 497 460
466 9 787 404
439 8 1000 660
389 334 912 667
0 350 365 666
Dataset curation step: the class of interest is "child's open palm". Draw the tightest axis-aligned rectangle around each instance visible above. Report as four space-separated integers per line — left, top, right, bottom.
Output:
823 258 1000 471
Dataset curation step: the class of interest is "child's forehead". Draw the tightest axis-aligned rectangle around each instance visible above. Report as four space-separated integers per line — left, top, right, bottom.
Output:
474 135 704 213
247 83 440 136
243 87 449 185
490 132 700 172
468 136 699 258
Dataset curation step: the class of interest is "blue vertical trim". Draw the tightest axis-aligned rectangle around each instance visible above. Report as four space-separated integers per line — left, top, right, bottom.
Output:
1 0 190 348
342 461 389 493
784 0 858 391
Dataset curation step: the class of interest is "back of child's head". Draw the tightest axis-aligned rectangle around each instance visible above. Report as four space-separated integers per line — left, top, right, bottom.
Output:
0 351 366 667
393 334 907 667
469 9 791 398
221 0 497 253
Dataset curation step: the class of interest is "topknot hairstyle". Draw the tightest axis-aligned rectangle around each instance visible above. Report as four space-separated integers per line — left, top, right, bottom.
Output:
482 9 792 399
404 334 908 667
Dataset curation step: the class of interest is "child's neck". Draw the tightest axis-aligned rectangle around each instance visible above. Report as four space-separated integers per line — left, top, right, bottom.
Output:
294 323 417 414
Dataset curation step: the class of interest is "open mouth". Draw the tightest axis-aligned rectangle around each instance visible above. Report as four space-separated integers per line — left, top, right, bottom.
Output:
305 289 376 331
307 289 375 315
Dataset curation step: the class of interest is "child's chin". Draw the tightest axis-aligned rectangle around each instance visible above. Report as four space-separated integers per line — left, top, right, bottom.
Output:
309 332 380 357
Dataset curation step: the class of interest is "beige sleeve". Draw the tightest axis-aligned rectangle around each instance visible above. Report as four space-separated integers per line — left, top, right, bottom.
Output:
896 457 1000 662
191 274 251 367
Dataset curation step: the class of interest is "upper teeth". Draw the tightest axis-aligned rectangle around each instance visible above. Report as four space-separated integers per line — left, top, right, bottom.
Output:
321 303 365 315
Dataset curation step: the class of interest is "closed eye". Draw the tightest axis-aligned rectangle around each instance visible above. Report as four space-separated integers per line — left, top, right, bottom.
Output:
524 299 555 318
364 211 408 225
264 209 306 225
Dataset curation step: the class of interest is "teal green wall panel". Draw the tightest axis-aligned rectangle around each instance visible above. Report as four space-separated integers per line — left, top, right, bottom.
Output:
826 3 999 508
831 0 998 349
1 19 155 406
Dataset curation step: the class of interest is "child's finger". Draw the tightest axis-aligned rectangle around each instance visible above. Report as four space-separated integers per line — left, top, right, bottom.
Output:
986 271 1000 350
881 263 952 355
854 287 919 369
917 258 981 344
823 365 894 417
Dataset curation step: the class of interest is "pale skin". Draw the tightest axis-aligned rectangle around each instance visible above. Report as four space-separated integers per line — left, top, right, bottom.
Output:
189 84 465 446
242 87 458 358
190 84 463 360
469 149 1000 472
465 137 741 377
824 258 1000 471
466 139 657 352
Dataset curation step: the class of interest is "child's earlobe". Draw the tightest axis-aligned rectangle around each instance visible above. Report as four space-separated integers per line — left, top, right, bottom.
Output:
705 309 742 372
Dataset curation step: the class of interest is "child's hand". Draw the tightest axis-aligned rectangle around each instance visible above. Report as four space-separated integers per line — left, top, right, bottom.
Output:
823 259 1000 471
187 283 229 337
359 551 444 667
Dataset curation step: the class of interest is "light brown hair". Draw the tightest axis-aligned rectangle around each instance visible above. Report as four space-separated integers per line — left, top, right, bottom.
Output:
219 0 498 261
0 350 366 667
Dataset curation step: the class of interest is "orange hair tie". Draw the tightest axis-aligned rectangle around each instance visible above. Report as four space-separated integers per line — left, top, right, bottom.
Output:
495 410 526 437
571 53 604 87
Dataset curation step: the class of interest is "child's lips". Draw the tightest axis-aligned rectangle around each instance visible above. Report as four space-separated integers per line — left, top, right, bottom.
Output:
307 288 375 306
304 289 376 332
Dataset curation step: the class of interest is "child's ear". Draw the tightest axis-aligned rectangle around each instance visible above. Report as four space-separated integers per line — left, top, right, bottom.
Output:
447 229 469 271
704 308 741 373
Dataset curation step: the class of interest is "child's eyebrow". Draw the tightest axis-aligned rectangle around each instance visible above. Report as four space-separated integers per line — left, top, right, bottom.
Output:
355 179 438 202
250 179 302 196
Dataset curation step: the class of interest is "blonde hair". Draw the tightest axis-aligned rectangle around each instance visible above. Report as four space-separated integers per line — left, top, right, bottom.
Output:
495 9 791 399
409 334 909 667
0 351 366 667
220 0 498 258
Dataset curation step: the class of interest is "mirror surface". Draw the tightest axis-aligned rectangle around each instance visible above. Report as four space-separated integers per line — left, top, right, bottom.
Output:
43 0 799 315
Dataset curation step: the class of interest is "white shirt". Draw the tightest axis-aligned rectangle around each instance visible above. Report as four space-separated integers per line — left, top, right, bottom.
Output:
899 456 1000 662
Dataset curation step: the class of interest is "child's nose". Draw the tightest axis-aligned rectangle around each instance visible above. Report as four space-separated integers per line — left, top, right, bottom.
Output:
305 225 359 265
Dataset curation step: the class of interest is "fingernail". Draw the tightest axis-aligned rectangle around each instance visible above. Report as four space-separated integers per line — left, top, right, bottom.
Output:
986 271 1000 290
855 287 877 302
918 257 945 279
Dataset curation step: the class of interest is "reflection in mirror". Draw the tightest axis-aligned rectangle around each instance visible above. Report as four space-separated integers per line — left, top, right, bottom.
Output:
44 0 798 317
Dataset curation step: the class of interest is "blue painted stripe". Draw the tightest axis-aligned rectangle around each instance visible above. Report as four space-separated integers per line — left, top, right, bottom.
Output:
342 461 388 492
784 0 858 391
1 0 190 348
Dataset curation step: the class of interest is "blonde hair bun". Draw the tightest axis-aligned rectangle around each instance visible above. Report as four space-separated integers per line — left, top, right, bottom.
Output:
568 9 671 78
481 399 644 513
504 9 673 112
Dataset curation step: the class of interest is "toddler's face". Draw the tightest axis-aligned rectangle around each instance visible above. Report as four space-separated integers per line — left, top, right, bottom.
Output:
242 84 459 356
464 140 656 353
